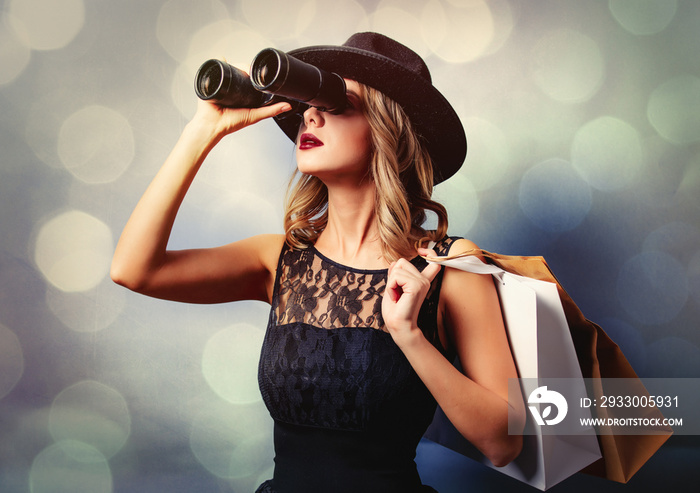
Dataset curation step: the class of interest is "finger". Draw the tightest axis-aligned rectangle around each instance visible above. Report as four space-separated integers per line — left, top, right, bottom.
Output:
385 261 400 302
389 285 402 302
394 255 440 283
249 101 293 122
416 248 441 280
417 247 437 259
421 261 441 283
386 274 402 302
388 267 425 300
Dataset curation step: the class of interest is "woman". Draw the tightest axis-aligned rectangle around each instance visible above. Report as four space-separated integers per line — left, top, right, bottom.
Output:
111 32 525 492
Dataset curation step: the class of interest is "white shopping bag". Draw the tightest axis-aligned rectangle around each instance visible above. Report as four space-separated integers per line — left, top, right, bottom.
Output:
423 255 602 490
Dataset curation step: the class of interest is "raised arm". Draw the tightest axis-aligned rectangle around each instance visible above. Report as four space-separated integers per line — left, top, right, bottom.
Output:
382 239 525 466
110 98 291 304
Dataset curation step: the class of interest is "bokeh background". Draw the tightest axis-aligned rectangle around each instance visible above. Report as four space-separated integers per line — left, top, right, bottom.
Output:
1 0 699 492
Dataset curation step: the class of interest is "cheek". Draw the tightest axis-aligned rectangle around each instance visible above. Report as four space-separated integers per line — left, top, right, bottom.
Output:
352 125 372 157
345 135 372 167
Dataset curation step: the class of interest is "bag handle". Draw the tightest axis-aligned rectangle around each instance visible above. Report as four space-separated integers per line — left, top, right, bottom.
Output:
424 247 507 279
424 246 500 262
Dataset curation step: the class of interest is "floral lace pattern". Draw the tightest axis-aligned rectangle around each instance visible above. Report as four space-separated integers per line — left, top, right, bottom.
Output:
273 237 456 334
276 248 386 330
256 236 458 492
259 236 458 429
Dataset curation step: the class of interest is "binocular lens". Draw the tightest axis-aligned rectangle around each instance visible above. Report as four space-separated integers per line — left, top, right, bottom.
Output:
251 51 280 89
194 59 271 108
197 61 223 98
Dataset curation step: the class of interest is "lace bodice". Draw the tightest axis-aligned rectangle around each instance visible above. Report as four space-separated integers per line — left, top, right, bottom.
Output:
272 238 456 336
275 247 387 330
256 237 457 492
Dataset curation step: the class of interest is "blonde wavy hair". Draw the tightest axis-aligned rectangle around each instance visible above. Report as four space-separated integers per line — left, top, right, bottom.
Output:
284 82 448 262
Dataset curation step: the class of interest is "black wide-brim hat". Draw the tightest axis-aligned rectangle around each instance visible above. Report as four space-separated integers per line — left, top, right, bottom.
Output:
274 32 467 185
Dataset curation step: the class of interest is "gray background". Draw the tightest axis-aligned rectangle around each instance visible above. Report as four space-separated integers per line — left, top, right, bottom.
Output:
1 0 698 491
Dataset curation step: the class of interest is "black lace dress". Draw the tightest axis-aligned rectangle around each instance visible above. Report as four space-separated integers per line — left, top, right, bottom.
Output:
256 237 457 493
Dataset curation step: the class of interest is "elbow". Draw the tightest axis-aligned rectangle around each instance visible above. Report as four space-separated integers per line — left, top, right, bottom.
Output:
488 398 526 467
460 419 524 468
478 409 525 467
110 259 146 293
487 409 525 467
487 434 523 467
110 264 133 290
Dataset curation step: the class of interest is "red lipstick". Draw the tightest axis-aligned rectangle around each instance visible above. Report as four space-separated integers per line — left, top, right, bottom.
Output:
298 133 324 150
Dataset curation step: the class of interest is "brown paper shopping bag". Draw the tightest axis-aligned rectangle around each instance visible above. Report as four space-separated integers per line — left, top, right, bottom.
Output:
424 252 601 490
423 249 670 489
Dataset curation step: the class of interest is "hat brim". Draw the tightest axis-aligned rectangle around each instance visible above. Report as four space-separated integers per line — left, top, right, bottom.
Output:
273 44 467 185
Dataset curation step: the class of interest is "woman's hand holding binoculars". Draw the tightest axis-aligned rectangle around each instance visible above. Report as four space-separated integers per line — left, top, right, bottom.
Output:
189 96 292 143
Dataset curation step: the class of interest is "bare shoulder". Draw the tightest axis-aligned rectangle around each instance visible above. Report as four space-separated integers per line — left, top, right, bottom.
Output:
441 237 490 293
447 237 480 256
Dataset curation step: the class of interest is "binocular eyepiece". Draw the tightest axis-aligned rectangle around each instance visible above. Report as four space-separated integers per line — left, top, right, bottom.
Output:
194 48 347 114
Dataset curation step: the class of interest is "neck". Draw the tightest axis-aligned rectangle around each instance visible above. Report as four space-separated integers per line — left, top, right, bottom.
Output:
314 180 387 269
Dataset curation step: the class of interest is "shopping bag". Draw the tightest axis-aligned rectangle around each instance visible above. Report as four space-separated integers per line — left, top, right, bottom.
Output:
423 249 671 489
423 252 601 490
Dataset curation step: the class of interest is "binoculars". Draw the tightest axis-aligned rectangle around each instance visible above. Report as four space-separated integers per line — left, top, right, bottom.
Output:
194 48 347 114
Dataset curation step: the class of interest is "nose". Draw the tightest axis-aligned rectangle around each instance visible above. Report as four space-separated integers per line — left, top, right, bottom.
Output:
302 105 324 128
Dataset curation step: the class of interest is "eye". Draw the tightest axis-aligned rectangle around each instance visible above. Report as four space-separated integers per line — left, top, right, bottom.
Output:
344 96 362 114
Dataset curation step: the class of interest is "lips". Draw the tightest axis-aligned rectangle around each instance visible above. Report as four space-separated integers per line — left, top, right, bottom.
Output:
298 133 324 150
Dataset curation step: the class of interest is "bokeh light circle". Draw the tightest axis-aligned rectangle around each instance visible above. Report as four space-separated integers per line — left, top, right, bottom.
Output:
609 0 678 36
241 0 315 39
57 105 135 184
0 14 32 85
29 440 112 493
531 29 604 103
49 380 131 459
202 191 282 244
617 252 688 325
7 0 85 51
646 337 700 377
518 158 592 232
34 210 113 292
598 318 647 375
296 0 369 44
460 117 512 191
370 5 424 54
647 75 700 144
46 282 126 333
186 20 272 73
174 20 273 117
433 173 479 237
480 0 514 56
190 400 273 479
571 116 644 191
420 0 495 63
642 221 700 258
24 95 71 170
0 324 24 399
202 324 266 404
678 151 700 210
156 0 230 62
